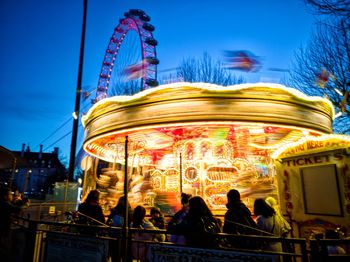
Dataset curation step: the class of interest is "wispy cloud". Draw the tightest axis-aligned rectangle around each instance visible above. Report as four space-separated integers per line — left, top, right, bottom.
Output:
0 91 71 120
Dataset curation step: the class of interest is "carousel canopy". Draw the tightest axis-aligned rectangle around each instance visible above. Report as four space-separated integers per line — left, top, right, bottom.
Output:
82 82 334 163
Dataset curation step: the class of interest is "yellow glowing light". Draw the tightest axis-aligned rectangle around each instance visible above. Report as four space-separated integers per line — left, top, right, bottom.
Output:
83 121 327 163
159 154 176 169
271 134 350 159
72 111 78 120
302 130 309 136
82 82 335 127
248 130 306 150
248 128 265 134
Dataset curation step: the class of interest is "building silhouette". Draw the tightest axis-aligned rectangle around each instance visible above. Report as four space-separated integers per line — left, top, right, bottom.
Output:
0 144 66 199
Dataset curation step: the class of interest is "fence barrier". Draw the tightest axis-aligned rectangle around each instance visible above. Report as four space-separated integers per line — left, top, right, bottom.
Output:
5 217 350 262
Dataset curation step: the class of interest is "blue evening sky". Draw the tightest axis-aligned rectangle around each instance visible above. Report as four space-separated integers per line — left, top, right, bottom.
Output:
0 0 316 163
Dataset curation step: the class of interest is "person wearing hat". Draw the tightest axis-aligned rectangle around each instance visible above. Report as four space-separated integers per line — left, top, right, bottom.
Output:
149 207 165 229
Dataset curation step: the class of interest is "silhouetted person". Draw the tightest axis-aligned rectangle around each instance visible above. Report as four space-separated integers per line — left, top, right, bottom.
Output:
325 229 346 255
131 205 165 261
265 196 291 237
223 189 257 249
223 189 257 235
168 193 192 244
254 198 292 262
170 196 221 248
168 193 191 226
0 188 21 238
0 188 21 261
78 190 105 225
108 196 132 227
149 207 165 229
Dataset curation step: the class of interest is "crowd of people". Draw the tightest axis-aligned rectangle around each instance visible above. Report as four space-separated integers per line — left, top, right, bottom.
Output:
0 187 29 261
76 188 297 261
0 186 346 261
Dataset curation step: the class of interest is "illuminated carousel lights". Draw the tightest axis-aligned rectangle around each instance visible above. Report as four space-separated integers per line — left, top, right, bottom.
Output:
271 134 350 159
150 169 163 178
248 130 306 150
205 170 238 183
207 194 227 208
231 158 252 170
163 167 179 173
159 154 177 169
83 121 328 163
176 138 232 161
183 166 199 183
82 82 335 126
85 121 326 144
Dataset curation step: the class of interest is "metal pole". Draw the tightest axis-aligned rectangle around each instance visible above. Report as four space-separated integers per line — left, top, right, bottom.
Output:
122 136 129 262
179 152 183 194
68 0 88 181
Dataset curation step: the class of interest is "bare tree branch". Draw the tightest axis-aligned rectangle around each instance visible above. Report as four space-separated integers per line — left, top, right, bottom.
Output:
305 0 350 18
174 52 244 86
289 18 350 134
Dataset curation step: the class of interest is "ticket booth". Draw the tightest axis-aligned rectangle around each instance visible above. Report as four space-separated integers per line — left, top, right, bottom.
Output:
273 135 350 239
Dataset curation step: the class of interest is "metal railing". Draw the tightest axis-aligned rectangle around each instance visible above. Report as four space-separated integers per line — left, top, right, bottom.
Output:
5 217 326 262
20 201 78 221
310 238 350 262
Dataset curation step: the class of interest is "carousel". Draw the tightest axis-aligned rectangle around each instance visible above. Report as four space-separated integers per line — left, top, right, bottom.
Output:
80 82 334 216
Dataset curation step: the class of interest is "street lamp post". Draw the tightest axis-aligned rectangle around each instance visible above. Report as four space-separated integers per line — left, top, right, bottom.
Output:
64 0 88 213
68 0 88 182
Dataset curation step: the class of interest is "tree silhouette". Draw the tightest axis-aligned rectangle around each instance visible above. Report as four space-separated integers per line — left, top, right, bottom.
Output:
161 53 244 86
305 0 350 18
289 2 350 134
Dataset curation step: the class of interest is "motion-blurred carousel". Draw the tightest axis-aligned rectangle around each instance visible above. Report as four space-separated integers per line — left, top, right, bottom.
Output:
81 82 334 215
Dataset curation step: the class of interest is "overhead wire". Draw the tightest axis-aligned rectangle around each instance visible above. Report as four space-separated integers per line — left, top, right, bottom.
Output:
43 131 72 152
36 85 95 152
35 117 72 150
43 123 84 152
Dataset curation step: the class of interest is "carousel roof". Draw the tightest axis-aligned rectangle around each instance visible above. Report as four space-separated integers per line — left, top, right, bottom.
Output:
82 82 335 162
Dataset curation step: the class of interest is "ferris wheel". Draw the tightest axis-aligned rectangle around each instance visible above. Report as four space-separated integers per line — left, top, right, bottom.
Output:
95 9 159 102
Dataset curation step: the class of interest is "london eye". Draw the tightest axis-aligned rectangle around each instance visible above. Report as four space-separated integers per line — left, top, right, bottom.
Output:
95 9 159 102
